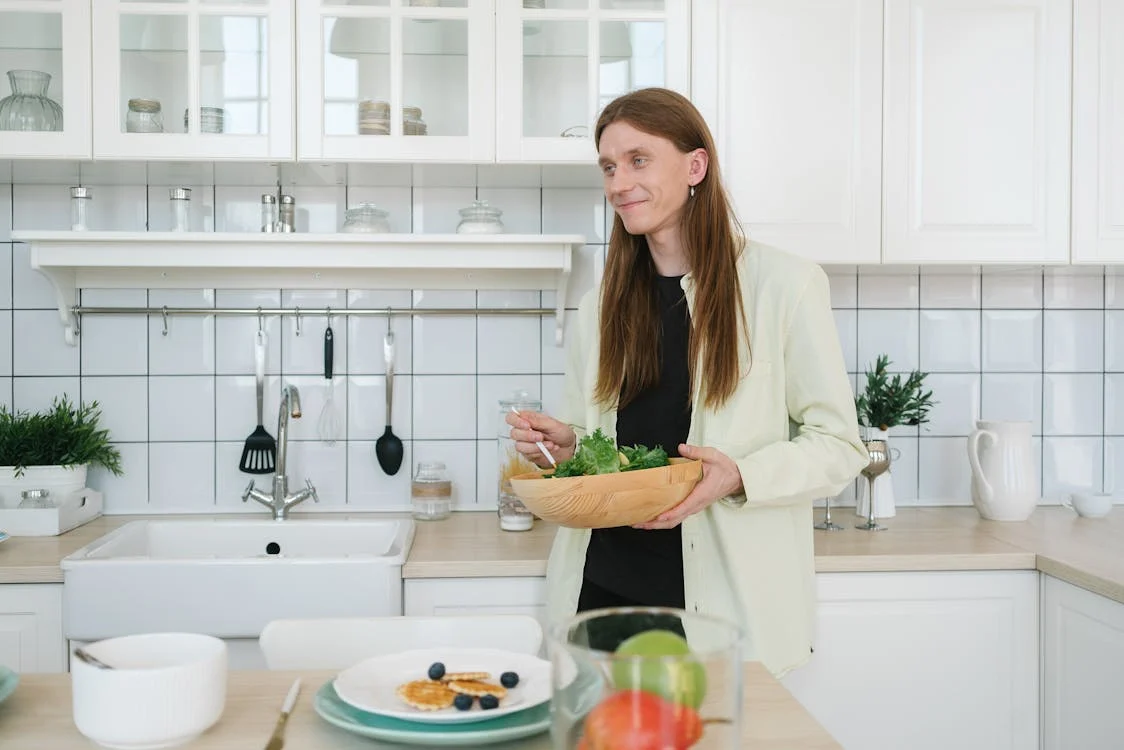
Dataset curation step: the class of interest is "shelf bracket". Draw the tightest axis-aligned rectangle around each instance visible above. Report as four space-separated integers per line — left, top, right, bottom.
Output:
37 267 79 346
554 246 574 346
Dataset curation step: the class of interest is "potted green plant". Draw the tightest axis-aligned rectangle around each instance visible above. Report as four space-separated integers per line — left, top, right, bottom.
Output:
853 355 935 519
0 397 122 508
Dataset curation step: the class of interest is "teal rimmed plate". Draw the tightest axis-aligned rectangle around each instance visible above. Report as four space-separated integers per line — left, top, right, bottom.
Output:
314 681 550 746
0 666 19 705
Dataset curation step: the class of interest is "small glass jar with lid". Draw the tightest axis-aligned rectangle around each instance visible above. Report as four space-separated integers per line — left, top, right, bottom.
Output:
497 390 541 531
70 186 91 231
358 100 390 135
342 203 391 233
169 187 191 232
456 200 504 234
126 98 164 133
402 106 427 136
18 489 54 509
412 462 452 521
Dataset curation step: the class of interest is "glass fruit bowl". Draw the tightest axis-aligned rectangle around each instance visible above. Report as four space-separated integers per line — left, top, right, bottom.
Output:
548 607 743 749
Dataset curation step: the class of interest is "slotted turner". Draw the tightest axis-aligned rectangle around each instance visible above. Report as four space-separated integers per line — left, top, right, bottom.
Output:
239 329 276 474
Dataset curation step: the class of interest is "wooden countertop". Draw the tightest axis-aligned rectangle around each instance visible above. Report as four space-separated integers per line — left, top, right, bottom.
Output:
2 506 1123 605
0 664 843 750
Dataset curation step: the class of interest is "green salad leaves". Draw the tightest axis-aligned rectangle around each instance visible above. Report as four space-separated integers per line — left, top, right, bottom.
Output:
550 428 670 478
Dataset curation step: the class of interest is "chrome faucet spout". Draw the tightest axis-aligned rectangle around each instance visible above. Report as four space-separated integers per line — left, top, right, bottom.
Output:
242 383 318 520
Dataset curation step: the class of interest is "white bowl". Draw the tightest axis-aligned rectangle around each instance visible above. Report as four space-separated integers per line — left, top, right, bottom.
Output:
72 632 227 749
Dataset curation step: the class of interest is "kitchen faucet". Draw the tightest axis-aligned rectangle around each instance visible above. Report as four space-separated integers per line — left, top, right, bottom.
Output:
242 384 319 520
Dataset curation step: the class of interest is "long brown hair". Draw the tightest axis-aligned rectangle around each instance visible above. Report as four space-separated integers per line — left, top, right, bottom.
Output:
593 87 746 412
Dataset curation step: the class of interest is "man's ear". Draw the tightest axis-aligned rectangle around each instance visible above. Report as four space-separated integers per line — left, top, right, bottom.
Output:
688 148 709 187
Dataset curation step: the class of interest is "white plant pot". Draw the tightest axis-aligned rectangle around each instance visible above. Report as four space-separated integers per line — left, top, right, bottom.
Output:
0 464 88 509
855 429 897 519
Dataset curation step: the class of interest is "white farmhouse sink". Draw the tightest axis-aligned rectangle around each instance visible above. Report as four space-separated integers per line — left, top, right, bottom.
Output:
61 519 415 643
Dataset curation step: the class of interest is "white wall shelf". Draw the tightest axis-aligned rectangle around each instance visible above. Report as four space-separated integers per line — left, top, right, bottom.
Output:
11 231 582 345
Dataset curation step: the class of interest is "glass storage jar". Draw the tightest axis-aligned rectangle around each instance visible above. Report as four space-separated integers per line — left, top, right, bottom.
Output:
126 98 163 133
403 105 427 136
497 390 541 531
358 100 390 135
169 188 191 232
456 200 504 234
412 461 452 521
342 203 391 233
261 194 278 232
70 187 91 231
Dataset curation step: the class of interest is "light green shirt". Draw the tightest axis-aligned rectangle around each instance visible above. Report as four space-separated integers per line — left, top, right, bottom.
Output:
545 240 868 677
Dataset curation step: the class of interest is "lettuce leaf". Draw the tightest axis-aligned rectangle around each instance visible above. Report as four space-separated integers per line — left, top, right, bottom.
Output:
549 429 669 477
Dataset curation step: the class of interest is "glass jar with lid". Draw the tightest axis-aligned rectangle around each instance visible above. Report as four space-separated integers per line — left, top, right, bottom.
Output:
342 203 391 233
402 106 427 136
358 100 390 136
456 200 504 234
126 98 163 133
497 390 541 531
412 461 452 521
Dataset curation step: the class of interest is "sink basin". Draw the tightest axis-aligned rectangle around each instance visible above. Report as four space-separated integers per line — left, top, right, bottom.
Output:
62 518 415 643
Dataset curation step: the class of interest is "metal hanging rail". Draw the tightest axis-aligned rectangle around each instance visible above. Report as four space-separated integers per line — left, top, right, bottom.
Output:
68 305 557 337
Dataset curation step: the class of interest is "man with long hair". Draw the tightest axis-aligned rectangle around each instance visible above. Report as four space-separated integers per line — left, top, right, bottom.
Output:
507 88 867 677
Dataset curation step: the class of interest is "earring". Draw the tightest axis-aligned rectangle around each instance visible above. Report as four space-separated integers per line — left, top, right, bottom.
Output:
689 185 695 198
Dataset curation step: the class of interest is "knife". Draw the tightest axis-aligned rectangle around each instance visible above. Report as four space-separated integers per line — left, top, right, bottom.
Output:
265 678 302 750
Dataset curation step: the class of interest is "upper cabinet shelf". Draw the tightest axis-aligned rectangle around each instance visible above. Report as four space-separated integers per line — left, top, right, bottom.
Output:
0 0 92 159
12 230 582 344
1 0 691 163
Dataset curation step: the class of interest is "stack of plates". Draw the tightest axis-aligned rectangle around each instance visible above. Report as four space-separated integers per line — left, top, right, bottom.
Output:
185 107 225 134
314 647 557 746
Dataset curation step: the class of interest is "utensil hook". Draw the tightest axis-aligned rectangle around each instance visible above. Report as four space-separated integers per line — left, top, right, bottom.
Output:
386 306 392 332
294 306 302 337
257 307 264 333
325 306 331 326
161 306 169 337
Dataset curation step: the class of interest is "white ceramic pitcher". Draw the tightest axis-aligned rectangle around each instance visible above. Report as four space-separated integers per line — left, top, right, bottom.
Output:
967 420 1038 521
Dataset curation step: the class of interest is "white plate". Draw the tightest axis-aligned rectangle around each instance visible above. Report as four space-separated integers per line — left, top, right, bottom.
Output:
333 648 553 725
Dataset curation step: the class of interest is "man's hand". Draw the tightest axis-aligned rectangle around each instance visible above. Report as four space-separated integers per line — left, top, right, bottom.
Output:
633 443 744 530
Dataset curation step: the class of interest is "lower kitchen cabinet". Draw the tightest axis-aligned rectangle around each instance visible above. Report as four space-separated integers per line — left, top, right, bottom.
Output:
781 571 1038 750
0 584 66 673
1042 575 1124 750
403 577 548 628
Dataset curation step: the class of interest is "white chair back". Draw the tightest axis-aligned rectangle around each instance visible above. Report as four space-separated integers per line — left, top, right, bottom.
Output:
259 614 544 670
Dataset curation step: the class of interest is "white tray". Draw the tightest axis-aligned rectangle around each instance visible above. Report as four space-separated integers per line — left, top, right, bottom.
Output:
0 488 102 537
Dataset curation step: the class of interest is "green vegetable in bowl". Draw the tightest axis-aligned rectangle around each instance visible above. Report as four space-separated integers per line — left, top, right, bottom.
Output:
550 429 669 478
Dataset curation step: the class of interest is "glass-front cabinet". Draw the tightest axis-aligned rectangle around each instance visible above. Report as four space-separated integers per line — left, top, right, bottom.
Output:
91 0 293 160
495 0 689 163
297 0 495 162
0 0 91 158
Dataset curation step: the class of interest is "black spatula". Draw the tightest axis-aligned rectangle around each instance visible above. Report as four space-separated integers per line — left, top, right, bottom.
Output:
240 329 276 474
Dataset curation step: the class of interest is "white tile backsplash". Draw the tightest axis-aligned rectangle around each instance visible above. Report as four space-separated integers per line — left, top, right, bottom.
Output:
4 171 1122 512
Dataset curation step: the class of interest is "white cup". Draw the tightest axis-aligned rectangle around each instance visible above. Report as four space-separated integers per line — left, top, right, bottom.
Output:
1064 492 1113 518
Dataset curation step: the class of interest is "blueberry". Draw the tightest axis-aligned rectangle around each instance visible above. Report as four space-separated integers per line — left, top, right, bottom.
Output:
480 694 500 710
453 693 474 711
427 662 445 681
500 671 519 688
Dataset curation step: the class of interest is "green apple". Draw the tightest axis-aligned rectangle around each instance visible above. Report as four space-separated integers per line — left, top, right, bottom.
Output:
610 629 708 710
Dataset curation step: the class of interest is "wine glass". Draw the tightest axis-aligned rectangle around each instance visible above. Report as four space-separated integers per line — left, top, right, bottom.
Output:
856 439 891 531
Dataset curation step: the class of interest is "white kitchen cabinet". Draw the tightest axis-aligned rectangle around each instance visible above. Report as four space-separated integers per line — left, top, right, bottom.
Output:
1042 575 1124 750
296 0 495 163
1070 0 1124 263
693 0 883 265
90 0 294 160
0 0 91 159
0 584 66 674
781 571 1038 750
404 577 548 630
495 0 690 163
882 0 1072 264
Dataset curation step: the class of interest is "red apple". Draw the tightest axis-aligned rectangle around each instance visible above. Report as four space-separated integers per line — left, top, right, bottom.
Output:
581 690 703 750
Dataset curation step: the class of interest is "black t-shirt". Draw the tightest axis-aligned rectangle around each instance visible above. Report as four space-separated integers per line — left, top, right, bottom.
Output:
582 274 692 607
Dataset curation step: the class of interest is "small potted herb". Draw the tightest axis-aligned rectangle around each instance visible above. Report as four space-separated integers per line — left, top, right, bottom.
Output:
852 355 935 519
0 397 122 507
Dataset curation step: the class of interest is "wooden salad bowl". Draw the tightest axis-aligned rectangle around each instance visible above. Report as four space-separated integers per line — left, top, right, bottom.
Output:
508 458 703 529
